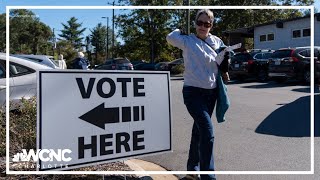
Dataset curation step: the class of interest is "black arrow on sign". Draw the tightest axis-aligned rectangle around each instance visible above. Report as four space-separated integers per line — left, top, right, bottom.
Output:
79 103 119 129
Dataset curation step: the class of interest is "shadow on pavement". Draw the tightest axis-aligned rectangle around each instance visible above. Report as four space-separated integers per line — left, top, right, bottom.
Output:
241 81 301 89
171 77 184 81
227 80 247 85
255 95 320 137
291 87 311 93
291 85 320 93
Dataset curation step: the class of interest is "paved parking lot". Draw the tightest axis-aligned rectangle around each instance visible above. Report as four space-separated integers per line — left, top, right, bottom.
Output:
141 78 320 180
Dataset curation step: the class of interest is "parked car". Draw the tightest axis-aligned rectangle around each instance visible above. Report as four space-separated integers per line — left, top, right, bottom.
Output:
229 52 253 80
155 62 169 71
268 47 320 83
131 60 146 66
229 51 273 82
167 58 184 71
0 53 52 107
249 49 273 54
13 54 60 69
134 63 156 71
316 53 320 84
251 51 274 81
94 58 134 70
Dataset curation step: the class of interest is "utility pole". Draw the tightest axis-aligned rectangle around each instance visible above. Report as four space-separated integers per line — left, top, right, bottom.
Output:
151 10 155 64
186 0 190 35
107 17 109 59
102 17 109 59
112 1 115 58
52 28 55 57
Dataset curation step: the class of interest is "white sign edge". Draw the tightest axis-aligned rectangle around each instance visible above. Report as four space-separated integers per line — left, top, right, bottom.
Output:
36 70 172 171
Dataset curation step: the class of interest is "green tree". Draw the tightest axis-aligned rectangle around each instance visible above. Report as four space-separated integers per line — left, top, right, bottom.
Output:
115 0 314 61
59 17 86 50
115 2 178 62
28 21 52 54
9 9 53 54
90 23 109 65
0 13 5 52
10 9 35 54
189 0 312 36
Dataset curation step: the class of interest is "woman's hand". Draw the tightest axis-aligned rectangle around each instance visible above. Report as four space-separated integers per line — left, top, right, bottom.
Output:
178 27 187 35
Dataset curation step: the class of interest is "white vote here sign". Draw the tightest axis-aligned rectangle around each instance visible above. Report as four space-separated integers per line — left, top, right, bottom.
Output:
37 70 172 171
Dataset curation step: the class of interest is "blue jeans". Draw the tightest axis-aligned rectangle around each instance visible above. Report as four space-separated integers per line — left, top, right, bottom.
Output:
183 86 218 180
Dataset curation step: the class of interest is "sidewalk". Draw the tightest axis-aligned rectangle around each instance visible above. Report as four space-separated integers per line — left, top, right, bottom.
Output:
0 157 179 180
125 159 179 180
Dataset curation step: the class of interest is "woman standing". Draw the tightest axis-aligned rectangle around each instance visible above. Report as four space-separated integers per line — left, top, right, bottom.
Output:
167 9 227 180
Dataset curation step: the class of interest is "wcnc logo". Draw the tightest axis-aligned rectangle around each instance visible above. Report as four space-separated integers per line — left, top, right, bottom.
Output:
12 149 72 169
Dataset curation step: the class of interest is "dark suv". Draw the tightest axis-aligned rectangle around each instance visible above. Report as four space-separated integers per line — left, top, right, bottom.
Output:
94 58 134 70
268 47 320 83
229 51 273 82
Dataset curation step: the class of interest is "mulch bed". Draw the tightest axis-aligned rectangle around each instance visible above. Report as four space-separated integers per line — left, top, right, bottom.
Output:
0 157 140 180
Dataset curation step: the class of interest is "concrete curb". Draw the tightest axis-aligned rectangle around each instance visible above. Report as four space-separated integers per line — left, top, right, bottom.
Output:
124 159 179 180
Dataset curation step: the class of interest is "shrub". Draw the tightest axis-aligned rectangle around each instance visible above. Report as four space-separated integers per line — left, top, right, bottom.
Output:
9 98 37 156
0 108 5 157
170 64 185 75
0 98 37 157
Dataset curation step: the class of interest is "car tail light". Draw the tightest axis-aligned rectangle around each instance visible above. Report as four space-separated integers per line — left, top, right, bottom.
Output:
248 59 254 65
290 50 299 62
129 63 133 70
291 57 299 62
288 57 299 62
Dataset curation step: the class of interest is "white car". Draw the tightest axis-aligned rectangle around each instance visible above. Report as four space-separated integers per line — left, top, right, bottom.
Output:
13 54 60 69
0 53 52 107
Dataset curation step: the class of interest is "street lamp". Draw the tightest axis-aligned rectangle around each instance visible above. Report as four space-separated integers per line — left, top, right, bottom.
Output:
101 17 109 59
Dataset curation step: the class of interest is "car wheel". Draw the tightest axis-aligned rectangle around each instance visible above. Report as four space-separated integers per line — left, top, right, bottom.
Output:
237 75 245 82
303 71 310 83
274 77 287 83
257 69 268 82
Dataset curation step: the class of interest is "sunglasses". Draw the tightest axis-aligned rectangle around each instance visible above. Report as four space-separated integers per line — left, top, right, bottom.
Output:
196 20 212 28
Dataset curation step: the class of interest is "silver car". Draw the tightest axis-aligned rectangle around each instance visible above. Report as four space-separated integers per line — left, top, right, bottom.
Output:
13 54 60 69
0 53 52 107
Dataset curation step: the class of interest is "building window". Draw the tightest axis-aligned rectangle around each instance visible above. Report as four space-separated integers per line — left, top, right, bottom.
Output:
267 33 274 41
292 30 301 38
303 28 310 37
260 35 266 42
260 33 274 42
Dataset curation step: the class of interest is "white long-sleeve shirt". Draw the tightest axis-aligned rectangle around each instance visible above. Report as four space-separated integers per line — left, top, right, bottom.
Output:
166 29 225 89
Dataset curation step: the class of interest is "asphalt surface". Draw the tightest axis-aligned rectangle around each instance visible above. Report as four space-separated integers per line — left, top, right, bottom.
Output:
140 77 320 180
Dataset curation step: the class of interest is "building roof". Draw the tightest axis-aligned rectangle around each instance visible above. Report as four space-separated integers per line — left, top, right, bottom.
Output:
223 27 254 38
223 13 319 37
254 12 319 28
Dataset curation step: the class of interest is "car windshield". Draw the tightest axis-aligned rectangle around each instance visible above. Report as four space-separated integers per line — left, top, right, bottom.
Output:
254 53 263 59
11 56 45 65
49 57 59 66
272 50 292 58
170 58 183 64
264 53 273 59
233 53 252 61
115 58 130 64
